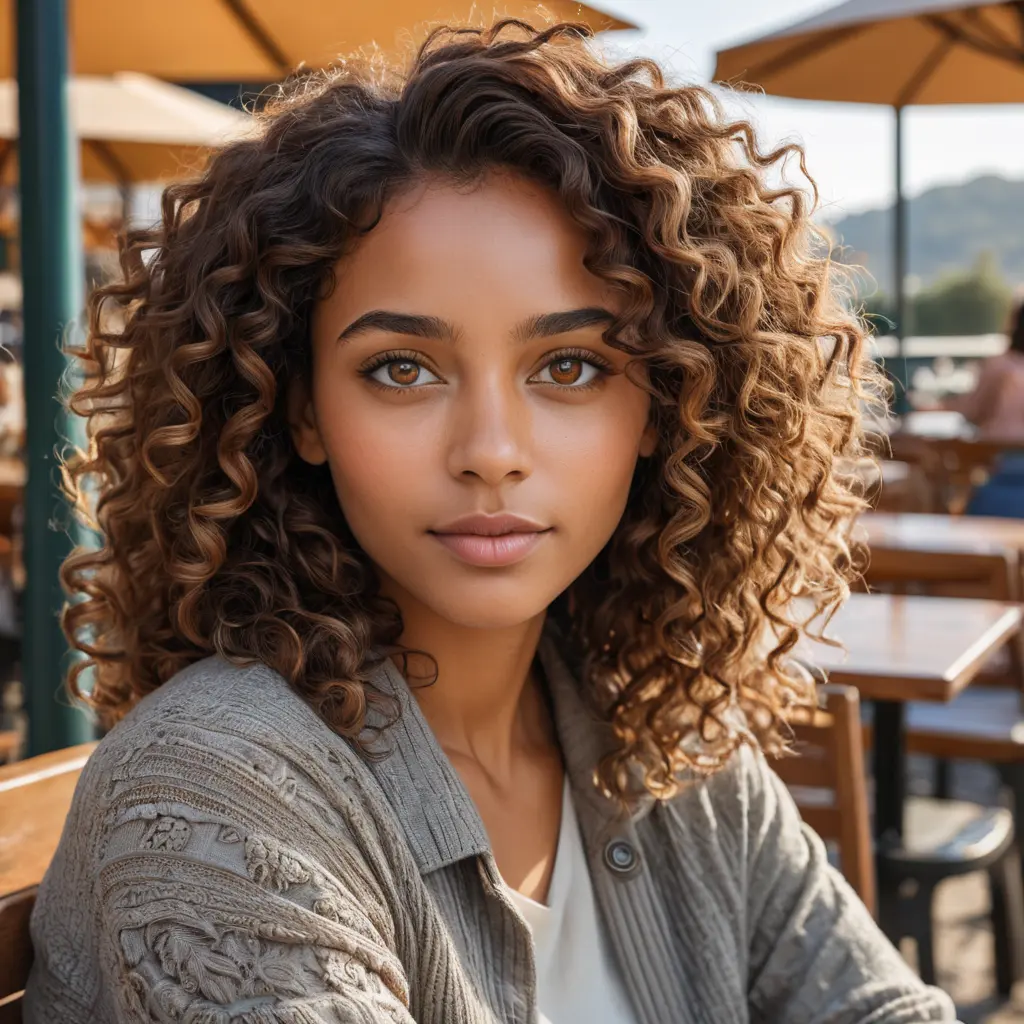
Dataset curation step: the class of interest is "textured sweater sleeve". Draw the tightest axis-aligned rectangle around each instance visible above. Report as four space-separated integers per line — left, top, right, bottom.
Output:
88 728 416 1024
742 751 958 1024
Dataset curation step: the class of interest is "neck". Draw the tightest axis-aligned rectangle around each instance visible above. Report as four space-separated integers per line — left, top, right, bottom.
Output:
381 578 552 777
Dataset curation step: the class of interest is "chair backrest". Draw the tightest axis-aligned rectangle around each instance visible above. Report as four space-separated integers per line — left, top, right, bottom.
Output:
862 544 1019 601
0 742 96 1016
774 685 876 916
863 460 938 514
0 481 20 539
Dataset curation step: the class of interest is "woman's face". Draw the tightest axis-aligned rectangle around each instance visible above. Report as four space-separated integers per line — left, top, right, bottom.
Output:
293 173 655 631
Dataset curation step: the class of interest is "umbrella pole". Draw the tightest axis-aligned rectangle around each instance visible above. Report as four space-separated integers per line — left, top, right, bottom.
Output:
893 104 910 416
16 0 93 753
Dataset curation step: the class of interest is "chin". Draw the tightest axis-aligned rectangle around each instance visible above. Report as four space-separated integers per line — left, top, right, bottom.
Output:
408 576 562 632
427 596 551 631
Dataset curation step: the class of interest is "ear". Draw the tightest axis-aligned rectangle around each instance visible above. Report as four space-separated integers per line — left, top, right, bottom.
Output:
287 376 329 466
638 421 657 458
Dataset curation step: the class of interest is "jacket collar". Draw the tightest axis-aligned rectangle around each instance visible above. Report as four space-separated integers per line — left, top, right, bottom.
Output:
358 621 640 877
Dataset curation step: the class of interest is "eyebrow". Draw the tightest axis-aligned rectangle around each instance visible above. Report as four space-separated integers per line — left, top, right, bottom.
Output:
336 306 617 344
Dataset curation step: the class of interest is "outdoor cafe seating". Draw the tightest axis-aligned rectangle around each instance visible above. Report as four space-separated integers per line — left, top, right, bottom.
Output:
858 523 1024 798
780 667 1024 993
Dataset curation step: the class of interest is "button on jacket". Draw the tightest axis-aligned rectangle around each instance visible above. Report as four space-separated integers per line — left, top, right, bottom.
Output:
24 628 956 1024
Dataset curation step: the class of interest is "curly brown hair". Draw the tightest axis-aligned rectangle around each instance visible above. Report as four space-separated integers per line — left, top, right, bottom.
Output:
62 19 879 800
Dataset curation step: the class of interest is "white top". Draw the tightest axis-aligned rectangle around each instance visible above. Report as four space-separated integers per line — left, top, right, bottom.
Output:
504 780 640 1024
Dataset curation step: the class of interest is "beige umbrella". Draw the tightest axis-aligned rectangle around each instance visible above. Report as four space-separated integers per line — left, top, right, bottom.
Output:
0 1 636 80
0 75 251 262
713 0 1024 409
0 73 252 185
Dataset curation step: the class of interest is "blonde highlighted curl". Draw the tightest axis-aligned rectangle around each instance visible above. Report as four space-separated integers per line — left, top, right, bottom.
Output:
62 20 881 801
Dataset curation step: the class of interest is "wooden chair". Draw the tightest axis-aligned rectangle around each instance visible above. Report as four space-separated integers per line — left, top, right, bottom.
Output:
0 742 96 1021
0 729 18 764
862 544 1019 602
861 544 1024 990
886 433 1006 515
774 684 876 915
0 482 20 540
866 460 940 514
860 542 1024 776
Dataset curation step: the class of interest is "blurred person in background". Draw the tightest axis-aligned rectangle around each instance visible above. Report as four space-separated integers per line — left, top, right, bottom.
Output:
24 21 953 1024
943 301 1024 439
945 303 1024 516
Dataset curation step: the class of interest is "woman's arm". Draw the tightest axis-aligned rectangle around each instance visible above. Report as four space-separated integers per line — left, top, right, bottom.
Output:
741 750 957 1024
94 812 416 1024
58 714 419 1024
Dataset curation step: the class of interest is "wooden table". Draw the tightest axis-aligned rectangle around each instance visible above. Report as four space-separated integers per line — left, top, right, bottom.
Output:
0 742 96 1010
860 512 1024 557
798 593 1023 848
0 743 97 899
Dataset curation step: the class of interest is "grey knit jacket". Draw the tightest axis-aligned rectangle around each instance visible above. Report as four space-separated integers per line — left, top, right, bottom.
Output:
24 630 957 1024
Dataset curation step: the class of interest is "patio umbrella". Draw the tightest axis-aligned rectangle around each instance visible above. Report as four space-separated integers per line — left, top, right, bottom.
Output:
0 74 252 267
0 1 636 79
713 0 1024 405
714 1 1024 105
0 73 251 222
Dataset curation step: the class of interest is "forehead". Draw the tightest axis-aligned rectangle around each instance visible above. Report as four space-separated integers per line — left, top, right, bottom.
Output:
319 172 619 323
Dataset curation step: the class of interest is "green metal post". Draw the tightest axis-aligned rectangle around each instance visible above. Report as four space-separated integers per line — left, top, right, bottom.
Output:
892 105 911 416
17 0 94 752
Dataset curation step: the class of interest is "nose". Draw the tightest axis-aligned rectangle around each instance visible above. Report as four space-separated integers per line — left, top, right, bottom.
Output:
446 374 532 486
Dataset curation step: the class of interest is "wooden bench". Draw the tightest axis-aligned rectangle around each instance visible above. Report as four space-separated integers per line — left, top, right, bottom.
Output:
0 743 96 1021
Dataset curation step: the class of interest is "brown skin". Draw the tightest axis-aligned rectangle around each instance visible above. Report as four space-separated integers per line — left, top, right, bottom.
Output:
290 172 655 902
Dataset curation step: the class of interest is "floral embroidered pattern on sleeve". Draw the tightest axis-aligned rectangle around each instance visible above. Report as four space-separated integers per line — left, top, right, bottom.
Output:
91 729 416 1024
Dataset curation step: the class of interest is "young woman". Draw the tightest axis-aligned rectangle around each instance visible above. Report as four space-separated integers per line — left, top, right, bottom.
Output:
24 21 955 1024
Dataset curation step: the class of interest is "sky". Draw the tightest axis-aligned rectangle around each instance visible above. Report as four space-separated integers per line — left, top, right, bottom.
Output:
589 0 1024 220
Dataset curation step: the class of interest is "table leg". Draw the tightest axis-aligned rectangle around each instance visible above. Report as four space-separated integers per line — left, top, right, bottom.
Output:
872 700 908 944
873 699 906 849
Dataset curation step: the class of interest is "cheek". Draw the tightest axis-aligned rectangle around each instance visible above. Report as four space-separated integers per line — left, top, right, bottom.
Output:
538 392 649 523
316 394 437 531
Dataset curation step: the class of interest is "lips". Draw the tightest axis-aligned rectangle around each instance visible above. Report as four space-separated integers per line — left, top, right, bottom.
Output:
429 513 551 567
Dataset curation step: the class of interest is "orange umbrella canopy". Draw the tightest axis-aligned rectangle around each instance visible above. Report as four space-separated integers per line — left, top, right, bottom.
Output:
0 1 635 81
714 0 1024 106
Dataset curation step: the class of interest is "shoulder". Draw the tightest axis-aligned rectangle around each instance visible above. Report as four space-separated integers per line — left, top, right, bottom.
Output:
113 654 324 743
75 656 389 872
31 658 416 1022
89 655 362 786
668 743 779 818
79 656 408 940
984 352 1019 374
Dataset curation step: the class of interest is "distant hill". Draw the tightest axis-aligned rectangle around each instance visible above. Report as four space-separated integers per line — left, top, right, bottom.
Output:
825 174 1024 292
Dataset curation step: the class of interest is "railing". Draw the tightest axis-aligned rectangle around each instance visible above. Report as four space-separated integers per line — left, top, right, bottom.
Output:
870 335 1005 359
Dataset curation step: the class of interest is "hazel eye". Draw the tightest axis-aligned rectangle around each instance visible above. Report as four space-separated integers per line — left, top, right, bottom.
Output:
534 357 603 387
368 359 440 388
